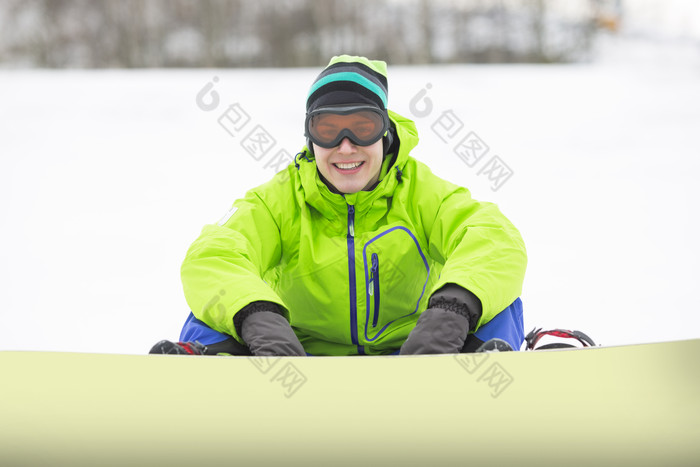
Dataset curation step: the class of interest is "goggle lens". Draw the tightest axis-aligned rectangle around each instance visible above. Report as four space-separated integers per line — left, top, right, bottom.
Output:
306 107 387 148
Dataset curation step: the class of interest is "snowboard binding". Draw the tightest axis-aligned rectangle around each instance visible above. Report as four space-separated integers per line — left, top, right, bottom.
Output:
524 327 596 351
475 338 514 353
149 340 208 355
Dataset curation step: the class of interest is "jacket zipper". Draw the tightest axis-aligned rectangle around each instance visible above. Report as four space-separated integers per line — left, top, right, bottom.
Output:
370 253 380 327
346 204 364 354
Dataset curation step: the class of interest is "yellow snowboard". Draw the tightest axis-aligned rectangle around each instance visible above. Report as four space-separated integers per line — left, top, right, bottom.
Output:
1 339 699 466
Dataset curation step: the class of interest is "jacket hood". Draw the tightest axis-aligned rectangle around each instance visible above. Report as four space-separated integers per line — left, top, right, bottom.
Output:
295 109 419 219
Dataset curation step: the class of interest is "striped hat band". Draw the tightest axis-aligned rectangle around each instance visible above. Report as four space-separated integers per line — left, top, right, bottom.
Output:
306 56 389 112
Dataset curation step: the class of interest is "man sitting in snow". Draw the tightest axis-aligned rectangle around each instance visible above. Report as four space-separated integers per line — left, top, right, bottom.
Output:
151 55 527 356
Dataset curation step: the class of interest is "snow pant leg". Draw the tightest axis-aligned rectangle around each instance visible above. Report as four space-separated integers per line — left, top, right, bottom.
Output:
460 297 524 352
179 312 252 356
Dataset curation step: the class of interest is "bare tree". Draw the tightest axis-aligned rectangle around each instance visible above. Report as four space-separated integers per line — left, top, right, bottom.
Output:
0 0 604 68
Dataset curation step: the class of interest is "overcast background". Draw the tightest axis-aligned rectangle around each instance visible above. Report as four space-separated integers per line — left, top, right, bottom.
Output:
1 0 699 354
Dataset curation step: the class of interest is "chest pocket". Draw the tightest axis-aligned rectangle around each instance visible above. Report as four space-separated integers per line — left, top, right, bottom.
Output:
361 226 430 341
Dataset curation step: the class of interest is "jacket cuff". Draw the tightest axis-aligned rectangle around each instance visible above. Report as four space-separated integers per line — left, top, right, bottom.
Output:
233 301 285 339
428 283 483 332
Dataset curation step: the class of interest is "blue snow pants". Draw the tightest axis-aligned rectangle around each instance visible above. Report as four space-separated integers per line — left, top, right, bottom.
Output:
180 298 524 355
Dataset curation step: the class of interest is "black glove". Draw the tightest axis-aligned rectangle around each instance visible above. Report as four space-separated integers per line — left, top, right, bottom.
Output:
237 303 306 356
399 284 482 355
399 308 469 354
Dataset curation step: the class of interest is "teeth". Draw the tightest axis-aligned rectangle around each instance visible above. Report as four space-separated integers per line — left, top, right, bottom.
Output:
335 162 363 170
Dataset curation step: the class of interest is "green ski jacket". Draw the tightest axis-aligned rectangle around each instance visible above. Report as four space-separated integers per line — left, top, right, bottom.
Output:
181 110 527 355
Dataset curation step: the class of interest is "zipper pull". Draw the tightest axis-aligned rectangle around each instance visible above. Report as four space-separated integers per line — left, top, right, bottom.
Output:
348 205 355 237
371 253 379 297
371 253 380 328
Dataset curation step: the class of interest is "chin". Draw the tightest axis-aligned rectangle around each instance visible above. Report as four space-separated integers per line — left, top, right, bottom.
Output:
333 181 363 194
338 185 362 194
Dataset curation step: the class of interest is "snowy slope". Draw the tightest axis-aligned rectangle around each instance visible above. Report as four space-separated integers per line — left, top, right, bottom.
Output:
1 42 699 354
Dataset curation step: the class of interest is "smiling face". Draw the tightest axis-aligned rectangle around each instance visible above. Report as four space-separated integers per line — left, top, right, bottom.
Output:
303 56 391 193
313 138 384 194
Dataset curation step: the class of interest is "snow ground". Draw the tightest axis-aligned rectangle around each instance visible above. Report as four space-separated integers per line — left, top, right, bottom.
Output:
1 38 699 354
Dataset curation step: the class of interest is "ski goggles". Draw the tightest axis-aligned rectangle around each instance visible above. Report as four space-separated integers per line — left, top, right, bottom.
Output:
305 105 390 149
524 327 596 351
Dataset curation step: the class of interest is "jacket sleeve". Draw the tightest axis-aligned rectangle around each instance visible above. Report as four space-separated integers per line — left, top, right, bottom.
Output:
424 185 527 330
180 188 288 344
